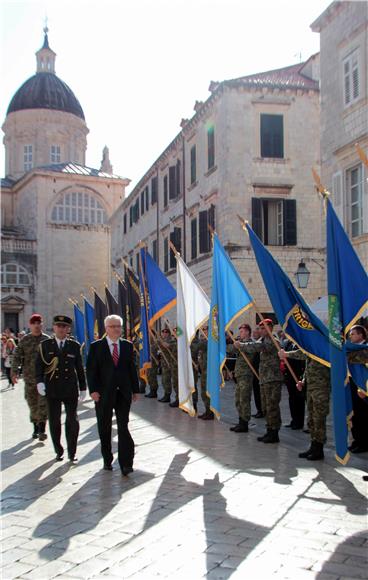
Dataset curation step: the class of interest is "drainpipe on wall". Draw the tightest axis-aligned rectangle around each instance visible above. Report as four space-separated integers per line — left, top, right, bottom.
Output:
182 134 186 262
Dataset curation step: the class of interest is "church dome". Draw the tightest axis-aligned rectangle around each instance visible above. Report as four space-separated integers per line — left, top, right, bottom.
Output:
7 73 85 120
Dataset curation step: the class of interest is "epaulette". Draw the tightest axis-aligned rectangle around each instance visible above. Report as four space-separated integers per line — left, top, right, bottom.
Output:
121 338 133 344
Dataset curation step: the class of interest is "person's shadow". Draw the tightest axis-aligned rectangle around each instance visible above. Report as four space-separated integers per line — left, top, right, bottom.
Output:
1 438 45 471
316 530 367 578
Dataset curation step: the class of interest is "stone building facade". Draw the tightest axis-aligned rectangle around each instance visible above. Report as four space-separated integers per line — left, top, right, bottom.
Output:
110 56 325 326
312 0 368 268
1 32 129 331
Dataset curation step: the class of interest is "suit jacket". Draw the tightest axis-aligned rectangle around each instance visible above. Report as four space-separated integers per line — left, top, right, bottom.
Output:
86 337 139 404
35 337 86 399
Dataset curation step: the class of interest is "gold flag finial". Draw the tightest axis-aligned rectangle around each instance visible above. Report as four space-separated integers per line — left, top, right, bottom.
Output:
356 143 368 167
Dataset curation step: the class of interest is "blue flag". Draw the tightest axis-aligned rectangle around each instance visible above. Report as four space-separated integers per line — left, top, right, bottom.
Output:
83 297 95 353
246 223 331 367
327 198 368 464
138 258 151 383
207 234 253 417
140 247 176 326
73 303 85 350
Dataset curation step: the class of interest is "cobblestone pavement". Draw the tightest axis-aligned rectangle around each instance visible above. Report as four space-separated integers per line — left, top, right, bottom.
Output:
1 376 367 579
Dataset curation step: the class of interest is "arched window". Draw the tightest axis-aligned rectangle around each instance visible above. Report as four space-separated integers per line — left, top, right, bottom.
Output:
1 263 31 286
51 192 107 225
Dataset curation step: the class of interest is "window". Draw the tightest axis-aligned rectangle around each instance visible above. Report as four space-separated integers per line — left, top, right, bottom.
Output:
169 166 177 200
199 205 216 254
164 237 169 272
190 146 197 185
129 206 133 228
152 239 158 263
347 164 364 238
252 198 296 245
133 199 140 223
51 191 107 225
24 145 33 171
51 145 61 163
1 263 30 286
191 217 197 259
151 177 158 205
163 175 168 208
343 50 360 106
145 186 149 211
207 126 215 170
260 114 284 158
176 160 181 196
141 191 145 215
123 213 127 234
170 227 181 269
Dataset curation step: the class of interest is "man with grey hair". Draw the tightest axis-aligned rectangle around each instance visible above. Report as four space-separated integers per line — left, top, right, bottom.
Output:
87 315 140 476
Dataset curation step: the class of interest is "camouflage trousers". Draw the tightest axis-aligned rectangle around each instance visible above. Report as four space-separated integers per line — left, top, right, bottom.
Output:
147 366 159 393
235 375 252 422
260 381 282 430
307 385 330 444
161 367 172 396
25 382 48 424
200 370 211 413
171 365 178 397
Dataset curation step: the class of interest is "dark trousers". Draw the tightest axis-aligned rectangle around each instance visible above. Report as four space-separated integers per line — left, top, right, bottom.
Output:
351 384 368 448
252 376 262 413
284 376 305 428
47 397 79 458
95 390 134 470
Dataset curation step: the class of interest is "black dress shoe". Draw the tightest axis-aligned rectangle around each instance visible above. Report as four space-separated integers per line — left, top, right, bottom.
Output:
69 456 78 463
145 392 157 398
55 453 64 462
252 412 264 419
351 446 368 454
103 463 113 471
169 400 179 408
159 395 171 403
121 466 133 476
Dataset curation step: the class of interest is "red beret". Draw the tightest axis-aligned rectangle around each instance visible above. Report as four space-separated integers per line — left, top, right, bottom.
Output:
259 318 273 327
29 313 43 324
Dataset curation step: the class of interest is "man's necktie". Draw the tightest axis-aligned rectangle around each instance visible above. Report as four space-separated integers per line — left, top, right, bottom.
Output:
112 342 119 367
59 341 64 352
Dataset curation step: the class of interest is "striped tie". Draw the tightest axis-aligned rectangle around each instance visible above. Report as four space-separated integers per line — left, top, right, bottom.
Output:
112 342 119 367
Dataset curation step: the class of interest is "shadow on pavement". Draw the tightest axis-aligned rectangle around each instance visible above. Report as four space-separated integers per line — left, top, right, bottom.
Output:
316 530 368 578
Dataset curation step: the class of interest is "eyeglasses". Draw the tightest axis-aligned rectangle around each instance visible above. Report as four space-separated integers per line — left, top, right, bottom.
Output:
106 324 122 329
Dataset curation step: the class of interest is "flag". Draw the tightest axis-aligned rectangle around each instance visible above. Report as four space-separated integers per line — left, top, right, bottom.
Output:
327 198 368 464
176 254 210 416
105 286 119 315
83 297 95 352
93 289 107 339
246 223 331 366
207 234 253 417
140 247 176 326
125 265 141 337
117 279 129 338
138 259 151 383
73 303 85 348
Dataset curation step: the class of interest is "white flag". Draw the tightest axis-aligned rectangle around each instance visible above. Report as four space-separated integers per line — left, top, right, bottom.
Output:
176 255 210 416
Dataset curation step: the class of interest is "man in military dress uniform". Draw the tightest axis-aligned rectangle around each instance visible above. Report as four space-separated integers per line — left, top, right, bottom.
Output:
239 319 283 443
11 313 50 440
35 315 86 462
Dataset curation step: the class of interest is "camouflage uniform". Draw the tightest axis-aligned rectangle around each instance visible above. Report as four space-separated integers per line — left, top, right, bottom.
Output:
160 336 174 397
11 332 50 424
195 338 211 413
228 341 255 422
288 350 330 444
167 337 178 399
243 336 283 430
190 337 200 410
147 346 159 395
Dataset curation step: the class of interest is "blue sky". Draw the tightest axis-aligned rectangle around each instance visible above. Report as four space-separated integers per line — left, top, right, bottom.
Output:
1 0 331 192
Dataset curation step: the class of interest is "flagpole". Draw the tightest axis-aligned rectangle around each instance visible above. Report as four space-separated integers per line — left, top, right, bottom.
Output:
237 215 300 384
227 329 260 380
152 325 176 366
138 242 152 356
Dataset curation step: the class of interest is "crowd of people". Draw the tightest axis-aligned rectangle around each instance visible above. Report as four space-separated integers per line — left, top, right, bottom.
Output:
5 312 368 476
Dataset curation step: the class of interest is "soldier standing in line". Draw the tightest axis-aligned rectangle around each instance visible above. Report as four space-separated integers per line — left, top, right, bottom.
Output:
195 326 214 420
279 348 330 460
158 328 173 403
239 319 283 443
146 344 159 398
168 327 179 408
11 313 50 440
191 331 200 413
35 315 86 463
229 323 255 433
251 325 263 419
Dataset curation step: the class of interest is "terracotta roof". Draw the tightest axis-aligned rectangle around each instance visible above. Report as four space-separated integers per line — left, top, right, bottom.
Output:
225 62 319 91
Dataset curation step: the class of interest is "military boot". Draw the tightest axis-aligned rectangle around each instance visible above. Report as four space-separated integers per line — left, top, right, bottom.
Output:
230 417 241 431
262 429 280 443
38 422 48 441
307 441 324 460
233 418 248 433
32 423 39 439
257 429 271 442
298 443 313 458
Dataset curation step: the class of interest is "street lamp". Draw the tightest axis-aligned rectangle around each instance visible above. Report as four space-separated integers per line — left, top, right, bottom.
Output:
295 259 310 289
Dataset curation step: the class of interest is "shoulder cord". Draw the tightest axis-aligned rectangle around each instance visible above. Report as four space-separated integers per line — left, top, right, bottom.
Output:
38 343 59 380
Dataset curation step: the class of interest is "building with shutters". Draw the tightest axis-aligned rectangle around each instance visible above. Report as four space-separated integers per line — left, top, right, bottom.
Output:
1 31 129 331
110 56 326 323
311 0 368 269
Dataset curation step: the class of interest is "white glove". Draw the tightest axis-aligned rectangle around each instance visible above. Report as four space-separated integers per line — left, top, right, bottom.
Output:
79 390 87 402
37 383 46 396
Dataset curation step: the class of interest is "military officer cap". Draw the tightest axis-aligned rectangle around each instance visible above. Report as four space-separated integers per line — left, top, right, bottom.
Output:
259 318 274 327
53 315 72 326
29 313 43 324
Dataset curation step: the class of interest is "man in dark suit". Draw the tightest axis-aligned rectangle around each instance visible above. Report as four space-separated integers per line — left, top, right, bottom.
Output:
86 314 140 476
36 315 86 463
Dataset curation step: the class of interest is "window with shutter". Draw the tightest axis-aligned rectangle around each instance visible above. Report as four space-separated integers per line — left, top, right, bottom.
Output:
332 171 344 224
152 239 158 263
190 146 196 184
260 114 284 158
283 199 297 246
199 210 210 253
145 186 149 211
141 191 145 215
191 218 198 259
207 126 215 170
163 175 168 208
343 50 360 106
169 166 177 200
251 198 263 239
151 177 158 204
347 164 364 238
170 229 181 269
251 197 296 245
176 160 181 196
129 206 133 227
124 213 127 234
164 238 169 272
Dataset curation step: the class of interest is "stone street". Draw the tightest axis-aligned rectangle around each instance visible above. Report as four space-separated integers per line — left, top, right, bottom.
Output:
1 377 367 579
